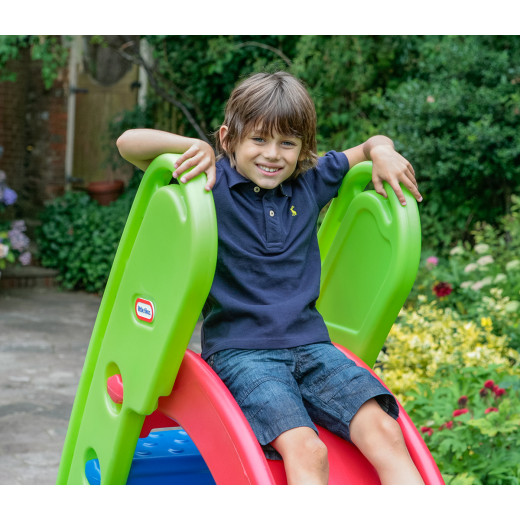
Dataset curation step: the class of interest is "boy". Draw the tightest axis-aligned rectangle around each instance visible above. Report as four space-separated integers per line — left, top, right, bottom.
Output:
117 71 424 485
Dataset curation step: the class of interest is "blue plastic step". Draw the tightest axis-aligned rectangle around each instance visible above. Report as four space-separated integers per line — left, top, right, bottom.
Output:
85 428 215 485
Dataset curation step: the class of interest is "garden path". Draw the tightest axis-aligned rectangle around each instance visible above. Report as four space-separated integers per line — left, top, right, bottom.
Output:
0 286 202 484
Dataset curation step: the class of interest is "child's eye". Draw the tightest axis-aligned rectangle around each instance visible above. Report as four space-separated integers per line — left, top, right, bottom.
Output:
252 137 265 143
282 141 297 147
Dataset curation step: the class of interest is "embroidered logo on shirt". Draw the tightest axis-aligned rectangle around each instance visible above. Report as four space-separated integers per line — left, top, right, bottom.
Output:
290 205 297 216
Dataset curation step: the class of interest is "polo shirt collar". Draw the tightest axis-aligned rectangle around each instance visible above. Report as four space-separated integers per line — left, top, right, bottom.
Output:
220 156 293 197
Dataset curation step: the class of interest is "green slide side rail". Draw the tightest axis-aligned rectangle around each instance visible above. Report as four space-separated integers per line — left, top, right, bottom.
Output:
56 154 217 484
317 161 421 367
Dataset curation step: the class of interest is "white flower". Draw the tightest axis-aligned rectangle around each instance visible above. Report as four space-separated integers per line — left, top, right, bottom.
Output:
494 273 507 283
471 276 493 291
474 243 490 254
477 255 494 266
505 301 520 313
464 263 478 273
460 281 473 289
506 259 520 271
0 243 9 258
450 245 464 256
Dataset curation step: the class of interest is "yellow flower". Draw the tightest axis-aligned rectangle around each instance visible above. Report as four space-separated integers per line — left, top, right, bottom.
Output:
480 316 493 330
376 302 519 406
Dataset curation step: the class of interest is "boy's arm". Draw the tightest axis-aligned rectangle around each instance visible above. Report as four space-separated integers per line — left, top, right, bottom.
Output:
116 129 216 191
343 135 422 206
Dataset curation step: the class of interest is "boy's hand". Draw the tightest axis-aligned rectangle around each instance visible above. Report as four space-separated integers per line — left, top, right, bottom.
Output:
173 140 216 191
369 144 422 206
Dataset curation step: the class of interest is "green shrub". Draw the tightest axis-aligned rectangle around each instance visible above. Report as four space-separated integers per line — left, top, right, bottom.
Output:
408 195 520 350
376 300 520 484
35 177 141 293
371 36 520 250
375 302 519 404
408 365 520 485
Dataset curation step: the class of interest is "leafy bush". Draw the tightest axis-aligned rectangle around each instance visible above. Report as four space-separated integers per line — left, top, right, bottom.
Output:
375 302 520 404
408 365 520 485
372 36 520 249
408 195 520 350
376 299 520 484
35 178 141 293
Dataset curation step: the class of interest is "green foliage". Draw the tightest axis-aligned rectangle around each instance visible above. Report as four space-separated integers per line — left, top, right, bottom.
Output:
35 180 141 293
371 36 520 249
141 35 300 139
0 35 69 88
408 365 520 485
377 207 520 483
291 35 421 149
375 301 519 403
409 195 520 350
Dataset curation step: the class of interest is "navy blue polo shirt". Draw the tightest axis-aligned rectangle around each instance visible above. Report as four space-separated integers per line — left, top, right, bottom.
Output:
201 150 350 360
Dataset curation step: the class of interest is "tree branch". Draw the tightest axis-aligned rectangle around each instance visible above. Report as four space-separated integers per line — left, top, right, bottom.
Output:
110 38 210 143
234 41 293 67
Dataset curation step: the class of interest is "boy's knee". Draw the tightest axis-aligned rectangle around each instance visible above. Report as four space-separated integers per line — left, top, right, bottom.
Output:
369 414 406 458
273 428 328 465
379 415 403 443
304 435 328 465
273 429 329 484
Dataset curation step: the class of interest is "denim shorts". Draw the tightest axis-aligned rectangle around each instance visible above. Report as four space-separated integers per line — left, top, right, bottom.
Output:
207 342 398 460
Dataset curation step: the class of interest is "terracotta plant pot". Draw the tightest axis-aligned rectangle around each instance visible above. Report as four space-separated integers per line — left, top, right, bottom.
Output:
87 180 124 206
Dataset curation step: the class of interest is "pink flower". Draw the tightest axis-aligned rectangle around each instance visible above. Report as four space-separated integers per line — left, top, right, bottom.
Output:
426 256 439 266
433 282 453 297
494 387 506 397
439 421 454 431
485 407 499 414
453 408 469 417
421 426 434 436
484 380 495 389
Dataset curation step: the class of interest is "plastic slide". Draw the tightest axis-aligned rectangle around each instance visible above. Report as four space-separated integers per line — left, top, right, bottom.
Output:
57 155 444 485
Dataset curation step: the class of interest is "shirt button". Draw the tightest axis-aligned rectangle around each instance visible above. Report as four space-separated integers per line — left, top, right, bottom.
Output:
269 210 275 217
254 186 260 193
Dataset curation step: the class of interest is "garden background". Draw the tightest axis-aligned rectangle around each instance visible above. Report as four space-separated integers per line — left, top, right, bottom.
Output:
1 35 519 485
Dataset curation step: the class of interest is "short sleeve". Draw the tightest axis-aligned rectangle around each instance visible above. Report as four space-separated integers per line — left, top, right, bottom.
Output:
302 151 350 209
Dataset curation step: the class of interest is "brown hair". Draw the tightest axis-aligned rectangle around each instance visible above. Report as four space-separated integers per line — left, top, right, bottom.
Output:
215 71 318 178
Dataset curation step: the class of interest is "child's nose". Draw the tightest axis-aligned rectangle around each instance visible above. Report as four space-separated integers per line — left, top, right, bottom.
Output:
264 143 281 159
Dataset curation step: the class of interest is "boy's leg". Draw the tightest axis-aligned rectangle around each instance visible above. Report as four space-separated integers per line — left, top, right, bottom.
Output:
208 348 327 485
270 426 329 485
349 398 424 485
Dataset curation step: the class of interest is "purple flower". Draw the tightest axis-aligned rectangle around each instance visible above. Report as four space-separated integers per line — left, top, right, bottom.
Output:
11 220 27 232
18 251 32 266
7 228 30 252
2 187 17 205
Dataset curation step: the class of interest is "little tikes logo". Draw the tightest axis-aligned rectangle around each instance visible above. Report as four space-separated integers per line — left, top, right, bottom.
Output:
135 298 154 323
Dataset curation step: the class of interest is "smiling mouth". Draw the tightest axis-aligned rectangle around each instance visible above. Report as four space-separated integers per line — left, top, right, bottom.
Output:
257 164 282 175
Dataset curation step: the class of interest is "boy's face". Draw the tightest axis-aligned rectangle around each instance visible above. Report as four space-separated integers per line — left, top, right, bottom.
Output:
220 126 302 190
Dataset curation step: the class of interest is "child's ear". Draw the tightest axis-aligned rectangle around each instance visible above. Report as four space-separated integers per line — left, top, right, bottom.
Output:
219 125 229 152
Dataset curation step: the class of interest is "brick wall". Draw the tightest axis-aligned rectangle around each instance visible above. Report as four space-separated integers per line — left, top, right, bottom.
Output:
0 47 68 219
